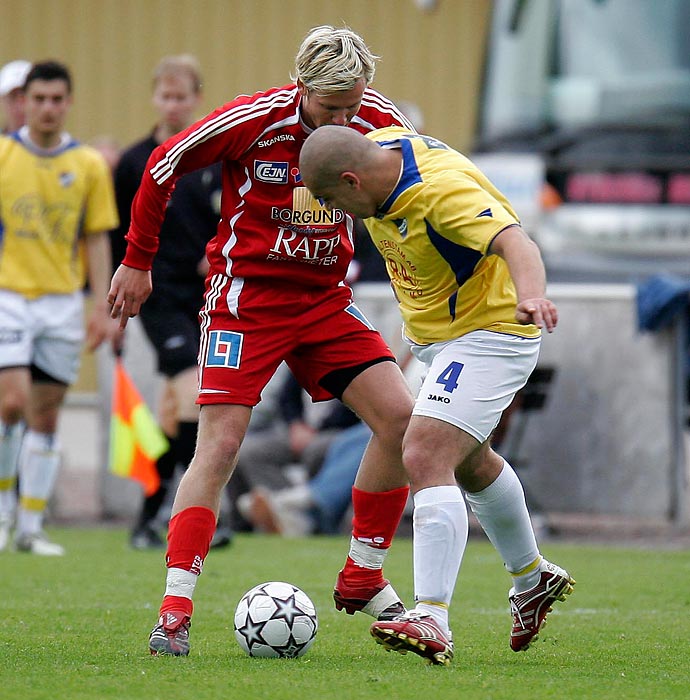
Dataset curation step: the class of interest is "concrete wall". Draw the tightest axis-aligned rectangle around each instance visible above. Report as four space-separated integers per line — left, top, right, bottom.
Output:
512 284 686 521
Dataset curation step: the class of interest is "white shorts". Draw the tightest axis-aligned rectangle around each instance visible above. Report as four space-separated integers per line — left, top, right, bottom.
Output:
411 330 541 443
0 289 85 384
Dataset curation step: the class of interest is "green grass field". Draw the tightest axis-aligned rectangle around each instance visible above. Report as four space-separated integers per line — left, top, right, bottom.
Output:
3 527 689 700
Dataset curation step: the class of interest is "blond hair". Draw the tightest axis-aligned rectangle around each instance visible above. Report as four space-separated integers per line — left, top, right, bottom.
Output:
292 25 378 94
152 54 203 94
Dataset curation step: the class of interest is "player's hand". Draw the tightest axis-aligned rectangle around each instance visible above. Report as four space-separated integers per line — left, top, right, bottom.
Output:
82 298 122 352
515 297 558 333
107 264 152 330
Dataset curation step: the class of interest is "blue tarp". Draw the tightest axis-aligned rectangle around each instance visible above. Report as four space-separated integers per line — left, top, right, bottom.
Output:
636 274 690 332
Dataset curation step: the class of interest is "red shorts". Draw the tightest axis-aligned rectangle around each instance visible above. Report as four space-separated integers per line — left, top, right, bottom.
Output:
197 278 395 406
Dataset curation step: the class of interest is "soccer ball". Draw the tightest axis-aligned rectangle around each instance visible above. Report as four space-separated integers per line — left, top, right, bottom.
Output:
233 581 318 658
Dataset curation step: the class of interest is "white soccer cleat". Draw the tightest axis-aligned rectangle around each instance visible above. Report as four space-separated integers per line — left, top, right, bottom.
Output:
15 531 65 556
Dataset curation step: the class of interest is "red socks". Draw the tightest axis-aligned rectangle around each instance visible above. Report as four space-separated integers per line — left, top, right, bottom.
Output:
159 506 217 618
165 505 217 572
343 485 410 586
160 595 193 618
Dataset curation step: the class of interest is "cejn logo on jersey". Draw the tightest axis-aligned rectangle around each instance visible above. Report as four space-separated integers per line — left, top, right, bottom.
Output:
255 161 289 184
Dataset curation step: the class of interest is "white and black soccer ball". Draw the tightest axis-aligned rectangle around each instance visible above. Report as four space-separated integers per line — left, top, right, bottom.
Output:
233 581 318 658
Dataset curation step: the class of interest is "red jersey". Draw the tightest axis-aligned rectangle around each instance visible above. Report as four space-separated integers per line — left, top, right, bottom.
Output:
123 84 414 291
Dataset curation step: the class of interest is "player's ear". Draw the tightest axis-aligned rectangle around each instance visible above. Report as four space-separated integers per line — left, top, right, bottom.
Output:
296 80 308 97
342 172 360 189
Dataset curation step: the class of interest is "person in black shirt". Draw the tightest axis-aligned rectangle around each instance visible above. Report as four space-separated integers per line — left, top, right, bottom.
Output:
111 55 225 549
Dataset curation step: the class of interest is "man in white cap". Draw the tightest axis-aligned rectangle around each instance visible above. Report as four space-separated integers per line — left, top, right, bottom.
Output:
0 60 31 134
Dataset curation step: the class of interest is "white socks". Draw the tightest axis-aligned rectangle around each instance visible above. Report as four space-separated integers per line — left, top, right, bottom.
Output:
412 485 468 633
464 460 541 592
0 420 23 518
16 430 61 536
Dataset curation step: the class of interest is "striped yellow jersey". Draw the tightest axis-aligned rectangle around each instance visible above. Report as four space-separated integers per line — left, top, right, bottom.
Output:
363 126 541 345
0 128 118 298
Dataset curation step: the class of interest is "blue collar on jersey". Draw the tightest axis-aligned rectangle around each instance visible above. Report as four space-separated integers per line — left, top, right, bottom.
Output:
13 125 79 157
375 138 422 218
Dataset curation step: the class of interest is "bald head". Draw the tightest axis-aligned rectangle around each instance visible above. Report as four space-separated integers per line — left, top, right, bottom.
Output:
300 126 400 217
300 125 374 189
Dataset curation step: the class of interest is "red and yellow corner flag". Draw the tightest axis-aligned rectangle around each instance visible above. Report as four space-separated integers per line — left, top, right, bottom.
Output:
109 359 168 496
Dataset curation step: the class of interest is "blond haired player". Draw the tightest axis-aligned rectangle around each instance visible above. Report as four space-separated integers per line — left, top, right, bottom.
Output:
108 26 418 656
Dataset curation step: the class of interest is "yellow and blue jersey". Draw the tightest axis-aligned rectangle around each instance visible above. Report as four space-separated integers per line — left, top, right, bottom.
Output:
0 128 118 299
364 126 541 345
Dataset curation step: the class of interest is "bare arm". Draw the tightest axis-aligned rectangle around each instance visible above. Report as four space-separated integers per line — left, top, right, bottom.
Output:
488 225 558 333
84 231 121 349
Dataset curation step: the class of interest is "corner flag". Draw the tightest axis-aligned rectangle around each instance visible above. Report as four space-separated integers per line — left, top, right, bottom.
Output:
109 359 167 496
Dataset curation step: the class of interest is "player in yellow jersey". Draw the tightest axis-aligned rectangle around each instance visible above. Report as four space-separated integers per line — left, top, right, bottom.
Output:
0 61 119 555
300 125 575 665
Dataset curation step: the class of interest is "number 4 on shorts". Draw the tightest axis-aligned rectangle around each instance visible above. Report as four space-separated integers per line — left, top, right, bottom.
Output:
435 361 464 393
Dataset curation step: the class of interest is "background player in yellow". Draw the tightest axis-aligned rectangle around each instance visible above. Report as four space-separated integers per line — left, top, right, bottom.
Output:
0 61 119 555
299 125 574 665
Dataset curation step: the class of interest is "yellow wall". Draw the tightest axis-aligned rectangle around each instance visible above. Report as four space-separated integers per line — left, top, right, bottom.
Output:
1 0 491 390
1 0 490 149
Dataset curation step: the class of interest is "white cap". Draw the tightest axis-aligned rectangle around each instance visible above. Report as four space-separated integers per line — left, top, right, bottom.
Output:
0 60 31 96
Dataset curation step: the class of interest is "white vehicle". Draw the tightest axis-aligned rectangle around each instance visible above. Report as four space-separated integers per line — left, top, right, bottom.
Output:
473 0 690 282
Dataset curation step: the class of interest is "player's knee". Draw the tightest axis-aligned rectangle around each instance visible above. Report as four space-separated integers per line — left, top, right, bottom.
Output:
379 395 413 444
0 390 28 424
401 439 446 486
212 432 242 467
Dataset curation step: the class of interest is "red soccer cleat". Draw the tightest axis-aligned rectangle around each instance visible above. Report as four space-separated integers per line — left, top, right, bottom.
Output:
509 561 575 651
370 611 454 666
333 570 406 620
148 611 191 656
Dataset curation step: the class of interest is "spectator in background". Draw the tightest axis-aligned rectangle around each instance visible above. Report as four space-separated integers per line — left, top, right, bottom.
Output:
238 356 425 536
234 368 360 534
239 420 371 537
0 59 31 134
0 61 118 555
111 55 226 550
